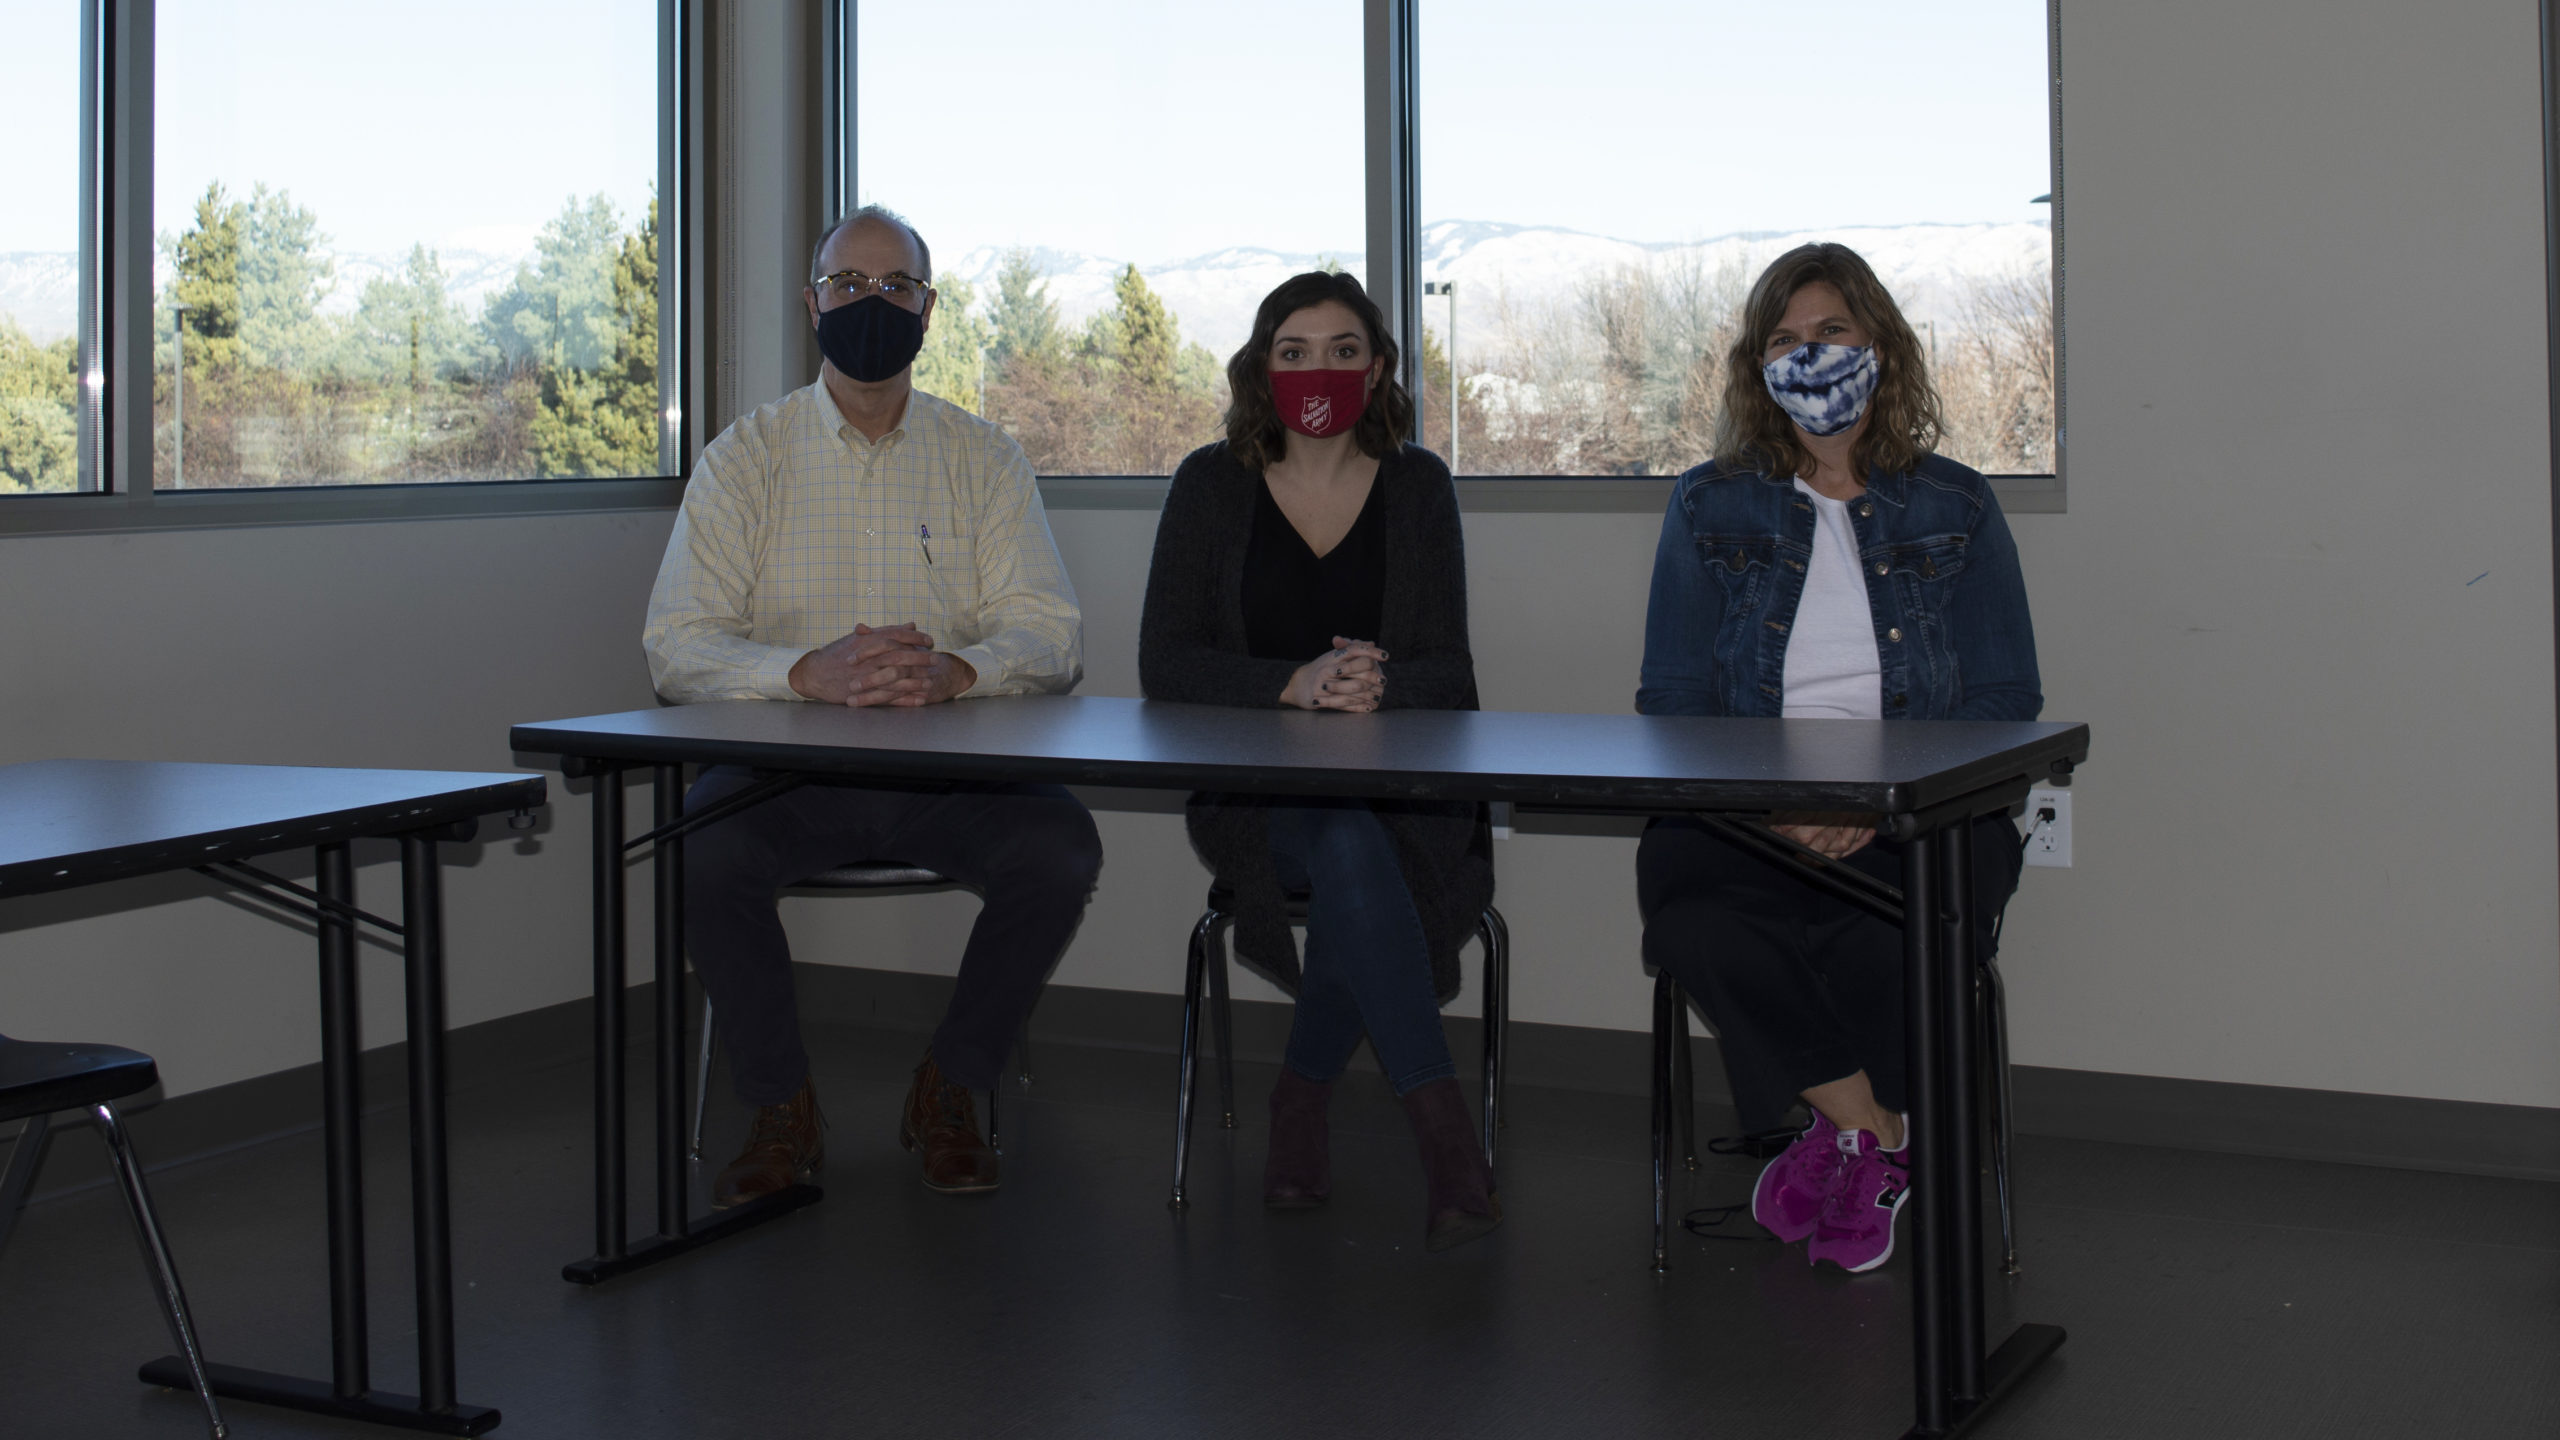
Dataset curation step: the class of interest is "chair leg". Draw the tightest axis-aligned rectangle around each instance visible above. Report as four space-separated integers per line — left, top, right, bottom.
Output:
1171 909 1216 1210
94 1103 228 1440
1206 919 1237 1130
1478 906 1510 1167
690 994 716 1166
1671 986 1699 1171
1650 971 1675 1273
1982 955 2020 1275
0 1111 54 1259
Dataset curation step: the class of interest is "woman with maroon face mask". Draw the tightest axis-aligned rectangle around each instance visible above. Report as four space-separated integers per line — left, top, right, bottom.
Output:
1138 270 1498 1252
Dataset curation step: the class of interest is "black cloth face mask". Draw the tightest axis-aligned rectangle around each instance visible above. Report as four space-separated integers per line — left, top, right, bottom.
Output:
814 294 927 383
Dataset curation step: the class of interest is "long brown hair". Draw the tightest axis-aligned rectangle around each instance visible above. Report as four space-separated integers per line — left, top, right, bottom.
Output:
1711 243 1944 480
1224 271 1414 472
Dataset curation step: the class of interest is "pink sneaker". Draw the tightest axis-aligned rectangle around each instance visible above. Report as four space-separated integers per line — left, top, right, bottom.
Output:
1807 1128 1910 1273
1750 1111 1845 1242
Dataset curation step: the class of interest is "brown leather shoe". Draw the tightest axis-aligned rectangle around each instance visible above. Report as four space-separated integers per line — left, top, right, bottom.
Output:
711 1075 824 1210
900 1054 1000 1194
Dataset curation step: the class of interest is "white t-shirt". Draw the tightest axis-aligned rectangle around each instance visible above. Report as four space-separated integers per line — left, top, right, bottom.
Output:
1781 479 1884 719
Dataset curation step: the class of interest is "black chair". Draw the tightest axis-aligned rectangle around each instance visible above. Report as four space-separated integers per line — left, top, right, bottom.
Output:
1170 885 1510 1209
1649 955 2018 1275
689 862 1031 1161
0 1033 227 1438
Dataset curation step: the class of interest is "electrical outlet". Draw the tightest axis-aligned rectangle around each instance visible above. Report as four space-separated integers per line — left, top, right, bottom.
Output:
2022 786 2072 868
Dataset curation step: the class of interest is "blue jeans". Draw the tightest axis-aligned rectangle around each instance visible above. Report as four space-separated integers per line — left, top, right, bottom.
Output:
1266 800 1457 1096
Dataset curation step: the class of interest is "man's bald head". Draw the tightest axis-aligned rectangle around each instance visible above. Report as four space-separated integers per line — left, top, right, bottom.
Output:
810 204 931 283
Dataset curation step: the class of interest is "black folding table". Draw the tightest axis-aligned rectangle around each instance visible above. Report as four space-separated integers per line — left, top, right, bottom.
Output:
508 695 2088 1439
0 759 545 1437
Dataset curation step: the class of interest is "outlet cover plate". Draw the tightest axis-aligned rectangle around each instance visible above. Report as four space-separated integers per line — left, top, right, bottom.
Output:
2023 786 2072 868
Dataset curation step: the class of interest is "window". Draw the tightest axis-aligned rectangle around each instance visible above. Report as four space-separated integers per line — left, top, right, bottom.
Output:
1417 0 2055 478
0 0 84 494
147 0 672 491
855 0 1365 475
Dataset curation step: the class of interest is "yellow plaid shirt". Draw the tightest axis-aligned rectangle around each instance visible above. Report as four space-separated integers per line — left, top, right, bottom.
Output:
643 381 1083 703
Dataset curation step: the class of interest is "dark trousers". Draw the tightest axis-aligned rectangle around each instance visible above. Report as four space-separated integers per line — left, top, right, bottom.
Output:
1265 800 1458 1096
1637 814 2022 1134
684 765 1102 1102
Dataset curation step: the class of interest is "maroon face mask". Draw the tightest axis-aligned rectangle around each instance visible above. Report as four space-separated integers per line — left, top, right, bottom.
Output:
1270 367 1371 439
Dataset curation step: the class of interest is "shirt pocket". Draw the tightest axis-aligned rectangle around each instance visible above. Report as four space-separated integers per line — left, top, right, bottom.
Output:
1882 535 1969 588
924 532 983 647
1695 535 1780 601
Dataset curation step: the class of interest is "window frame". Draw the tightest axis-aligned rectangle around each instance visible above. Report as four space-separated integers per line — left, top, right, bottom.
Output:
1 0 700 537
5 0 2057 533
998 0 2069 515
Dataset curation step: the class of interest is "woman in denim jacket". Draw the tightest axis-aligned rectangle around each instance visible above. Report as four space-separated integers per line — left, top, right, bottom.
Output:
1636 243 2040 1274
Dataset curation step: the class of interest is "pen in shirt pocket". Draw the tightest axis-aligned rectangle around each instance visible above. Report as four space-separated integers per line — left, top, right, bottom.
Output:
918 523 933 565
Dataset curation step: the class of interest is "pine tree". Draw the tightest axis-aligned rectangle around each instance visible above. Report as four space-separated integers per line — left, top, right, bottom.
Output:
0 317 79 493
913 275 992 413
988 250 1063 367
235 184 334 373
170 182 245 370
353 244 481 387
529 198 661 478
1110 264 1179 394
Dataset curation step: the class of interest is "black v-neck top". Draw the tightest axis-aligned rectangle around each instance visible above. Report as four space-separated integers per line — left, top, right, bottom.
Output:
1241 473 1387 662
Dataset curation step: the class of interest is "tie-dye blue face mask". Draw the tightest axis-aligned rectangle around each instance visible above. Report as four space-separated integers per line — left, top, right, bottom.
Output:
1761 343 1879 437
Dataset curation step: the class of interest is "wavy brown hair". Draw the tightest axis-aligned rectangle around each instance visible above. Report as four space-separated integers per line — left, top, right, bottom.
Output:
1224 271 1414 472
1711 243 1944 480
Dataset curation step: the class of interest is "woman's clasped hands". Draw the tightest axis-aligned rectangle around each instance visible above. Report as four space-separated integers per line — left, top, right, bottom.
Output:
1281 635 1388 713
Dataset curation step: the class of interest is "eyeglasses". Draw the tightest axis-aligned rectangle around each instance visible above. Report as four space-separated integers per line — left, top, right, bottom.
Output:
811 269 933 304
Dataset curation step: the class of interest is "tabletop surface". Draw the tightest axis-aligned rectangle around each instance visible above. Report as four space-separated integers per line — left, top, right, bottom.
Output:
0 759 547 897
511 696 2087 816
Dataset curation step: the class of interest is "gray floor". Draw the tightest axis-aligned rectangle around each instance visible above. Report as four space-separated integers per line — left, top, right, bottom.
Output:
2 1022 2555 1439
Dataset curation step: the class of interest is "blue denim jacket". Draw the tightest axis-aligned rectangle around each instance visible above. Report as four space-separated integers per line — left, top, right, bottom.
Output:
1636 452 2042 721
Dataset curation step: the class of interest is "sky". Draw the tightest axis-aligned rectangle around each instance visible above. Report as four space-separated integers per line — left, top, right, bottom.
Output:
1 0 2048 262
859 0 2052 267
0 0 658 256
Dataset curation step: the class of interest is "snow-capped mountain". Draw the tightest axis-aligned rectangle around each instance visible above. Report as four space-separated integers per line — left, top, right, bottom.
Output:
943 218 2050 358
4 219 2051 355
1 245 542 342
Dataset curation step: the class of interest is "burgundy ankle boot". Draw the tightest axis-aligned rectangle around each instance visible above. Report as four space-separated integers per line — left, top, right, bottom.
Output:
1263 1068 1333 1208
1400 1077 1501 1252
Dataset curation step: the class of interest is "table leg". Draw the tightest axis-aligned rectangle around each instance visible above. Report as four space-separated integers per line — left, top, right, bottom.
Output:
561 765 818 1286
591 768 627 1266
399 835 456 1416
1939 828 1984 1402
1893 820 2066 1439
142 836 501 1434
316 842 368 1399
653 765 689 1239
1899 830 1951 1435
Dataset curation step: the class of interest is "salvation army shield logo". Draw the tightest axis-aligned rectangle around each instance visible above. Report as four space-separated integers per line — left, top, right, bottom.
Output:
1300 394 1334 434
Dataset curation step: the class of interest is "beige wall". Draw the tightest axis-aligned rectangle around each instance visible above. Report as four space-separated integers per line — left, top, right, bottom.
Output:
2 0 2555 1112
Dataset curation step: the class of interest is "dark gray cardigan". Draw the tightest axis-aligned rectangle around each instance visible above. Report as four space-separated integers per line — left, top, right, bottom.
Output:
1137 440 1494 999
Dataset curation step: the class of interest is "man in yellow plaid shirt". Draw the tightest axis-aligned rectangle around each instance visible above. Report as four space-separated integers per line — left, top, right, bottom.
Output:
644 205 1099 1205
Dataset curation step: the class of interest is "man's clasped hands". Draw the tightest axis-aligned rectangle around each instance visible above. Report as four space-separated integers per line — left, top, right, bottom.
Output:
788 623 978 707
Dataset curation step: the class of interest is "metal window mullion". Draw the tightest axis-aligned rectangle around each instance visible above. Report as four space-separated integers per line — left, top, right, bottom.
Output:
658 0 685 476
2047 0 2067 505
1364 0 1420 444
77 0 105 494
827 0 854 221
96 0 157 509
